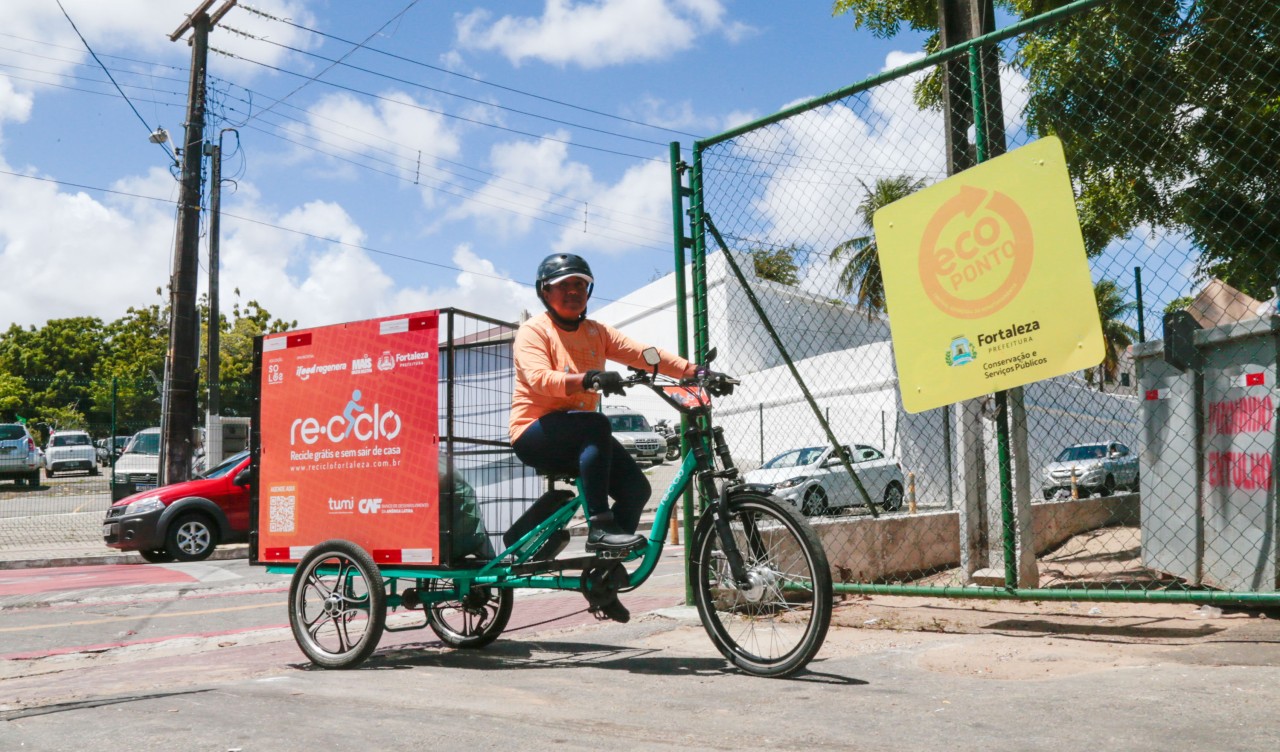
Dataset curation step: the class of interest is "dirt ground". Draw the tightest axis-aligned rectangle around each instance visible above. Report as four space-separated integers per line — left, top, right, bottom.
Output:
814 525 1280 681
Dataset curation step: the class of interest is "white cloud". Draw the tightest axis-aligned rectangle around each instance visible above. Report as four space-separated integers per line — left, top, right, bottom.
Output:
445 132 593 236
298 91 465 205
390 245 539 320
442 132 669 255
218 201 536 328
455 0 731 69
0 165 177 328
552 158 670 255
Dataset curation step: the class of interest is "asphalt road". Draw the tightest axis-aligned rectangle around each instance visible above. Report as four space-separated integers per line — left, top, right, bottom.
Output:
5 553 1280 751
0 471 111 519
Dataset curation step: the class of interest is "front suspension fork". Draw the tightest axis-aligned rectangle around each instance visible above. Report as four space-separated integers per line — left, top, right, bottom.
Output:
692 424 751 587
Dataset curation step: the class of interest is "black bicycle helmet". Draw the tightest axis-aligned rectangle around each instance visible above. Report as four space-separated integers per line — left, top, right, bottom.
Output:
535 253 594 324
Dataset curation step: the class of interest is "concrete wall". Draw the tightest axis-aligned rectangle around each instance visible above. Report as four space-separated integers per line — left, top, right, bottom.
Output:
809 494 1140 584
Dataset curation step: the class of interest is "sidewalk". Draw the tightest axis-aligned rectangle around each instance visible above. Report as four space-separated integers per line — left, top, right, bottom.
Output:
0 509 675 570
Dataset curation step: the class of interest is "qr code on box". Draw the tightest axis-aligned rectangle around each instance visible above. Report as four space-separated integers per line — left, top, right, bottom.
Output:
268 485 296 534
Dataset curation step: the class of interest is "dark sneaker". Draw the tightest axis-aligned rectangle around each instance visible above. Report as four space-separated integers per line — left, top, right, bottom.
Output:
584 512 644 554
591 595 630 623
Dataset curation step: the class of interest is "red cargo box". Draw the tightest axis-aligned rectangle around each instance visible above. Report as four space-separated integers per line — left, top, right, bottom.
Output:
253 311 442 566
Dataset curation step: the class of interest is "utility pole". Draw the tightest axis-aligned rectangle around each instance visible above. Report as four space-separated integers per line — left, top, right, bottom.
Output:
937 0 1032 587
204 128 235 468
161 0 236 486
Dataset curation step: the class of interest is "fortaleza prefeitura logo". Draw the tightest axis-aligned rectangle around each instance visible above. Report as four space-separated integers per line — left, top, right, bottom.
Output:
945 336 975 367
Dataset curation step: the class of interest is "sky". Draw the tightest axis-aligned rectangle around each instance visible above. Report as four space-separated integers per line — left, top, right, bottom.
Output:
0 0 1195 338
0 0 944 332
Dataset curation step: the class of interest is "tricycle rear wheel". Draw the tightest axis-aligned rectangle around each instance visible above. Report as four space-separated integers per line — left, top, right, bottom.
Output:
425 580 513 649
289 540 386 669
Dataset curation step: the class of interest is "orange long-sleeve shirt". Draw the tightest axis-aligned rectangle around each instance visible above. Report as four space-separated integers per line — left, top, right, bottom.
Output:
509 312 691 441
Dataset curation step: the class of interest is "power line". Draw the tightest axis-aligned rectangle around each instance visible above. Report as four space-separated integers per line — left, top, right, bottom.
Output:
238 2 702 141
54 0 177 163
240 0 421 126
208 79 670 234
222 24 673 149
210 44 665 164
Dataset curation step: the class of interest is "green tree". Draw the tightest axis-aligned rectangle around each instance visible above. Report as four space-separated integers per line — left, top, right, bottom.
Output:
0 372 29 419
829 175 928 316
751 246 801 286
0 316 106 427
1163 295 1195 314
832 1 1280 298
1090 278 1138 392
90 304 168 430
216 298 296 416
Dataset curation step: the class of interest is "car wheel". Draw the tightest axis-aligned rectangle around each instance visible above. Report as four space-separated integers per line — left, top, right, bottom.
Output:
45 468 55 479
139 549 176 564
28 471 40 486
1103 474 1116 496
165 513 217 562
801 485 830 516
90 465 100 477
882 481 904 512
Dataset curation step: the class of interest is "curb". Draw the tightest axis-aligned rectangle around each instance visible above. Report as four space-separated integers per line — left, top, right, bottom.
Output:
0 544 249 570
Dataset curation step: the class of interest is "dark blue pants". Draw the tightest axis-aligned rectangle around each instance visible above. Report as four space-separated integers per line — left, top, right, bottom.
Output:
512 411 650 534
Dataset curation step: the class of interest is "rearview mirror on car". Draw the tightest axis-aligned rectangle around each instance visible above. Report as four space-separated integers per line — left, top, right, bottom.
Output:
233 469 251 487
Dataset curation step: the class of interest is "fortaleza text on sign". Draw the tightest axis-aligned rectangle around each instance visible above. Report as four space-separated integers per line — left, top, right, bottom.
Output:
977 320 1041 347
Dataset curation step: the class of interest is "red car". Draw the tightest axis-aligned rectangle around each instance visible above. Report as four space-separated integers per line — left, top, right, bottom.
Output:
103 450 251 563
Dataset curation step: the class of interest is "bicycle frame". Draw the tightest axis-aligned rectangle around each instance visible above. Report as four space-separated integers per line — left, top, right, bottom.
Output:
265 370 746 608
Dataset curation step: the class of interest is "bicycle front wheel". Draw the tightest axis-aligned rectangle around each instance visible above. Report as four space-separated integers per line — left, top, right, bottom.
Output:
691 492 832 677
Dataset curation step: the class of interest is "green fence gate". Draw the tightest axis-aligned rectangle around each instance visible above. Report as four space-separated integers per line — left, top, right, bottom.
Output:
674 0 1280 606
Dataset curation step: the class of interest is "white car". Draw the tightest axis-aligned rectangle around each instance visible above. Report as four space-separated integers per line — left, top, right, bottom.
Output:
603 406 667 466
744 444 906 515
112 427 161 502
44 430 98 477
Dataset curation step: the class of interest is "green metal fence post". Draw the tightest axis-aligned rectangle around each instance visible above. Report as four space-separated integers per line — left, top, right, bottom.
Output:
110 377 117 473
670 141 696 605
1135 266 1145 343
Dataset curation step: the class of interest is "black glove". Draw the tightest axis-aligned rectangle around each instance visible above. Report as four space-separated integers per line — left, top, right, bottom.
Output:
583 369 626 396
699 368 736 396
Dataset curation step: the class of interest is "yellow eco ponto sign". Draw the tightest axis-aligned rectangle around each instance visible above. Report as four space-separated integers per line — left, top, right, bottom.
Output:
874 136 1103 413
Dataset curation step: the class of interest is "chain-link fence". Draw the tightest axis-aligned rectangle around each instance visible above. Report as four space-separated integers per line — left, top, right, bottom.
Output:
684 0 1280 604
0 377 257 555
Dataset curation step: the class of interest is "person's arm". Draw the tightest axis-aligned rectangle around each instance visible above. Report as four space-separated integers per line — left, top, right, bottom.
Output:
598 322 694 378
514 323 593 395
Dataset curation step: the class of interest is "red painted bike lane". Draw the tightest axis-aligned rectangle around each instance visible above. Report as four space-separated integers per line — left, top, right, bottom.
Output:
0 564 197 597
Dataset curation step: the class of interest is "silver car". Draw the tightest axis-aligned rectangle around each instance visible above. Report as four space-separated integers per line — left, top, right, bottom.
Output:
1042 441 1139 499
743 444 906 515
0 423 42 486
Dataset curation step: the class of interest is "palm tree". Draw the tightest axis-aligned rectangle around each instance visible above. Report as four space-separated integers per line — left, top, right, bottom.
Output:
829 175 928 317
1092 278 1138 392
